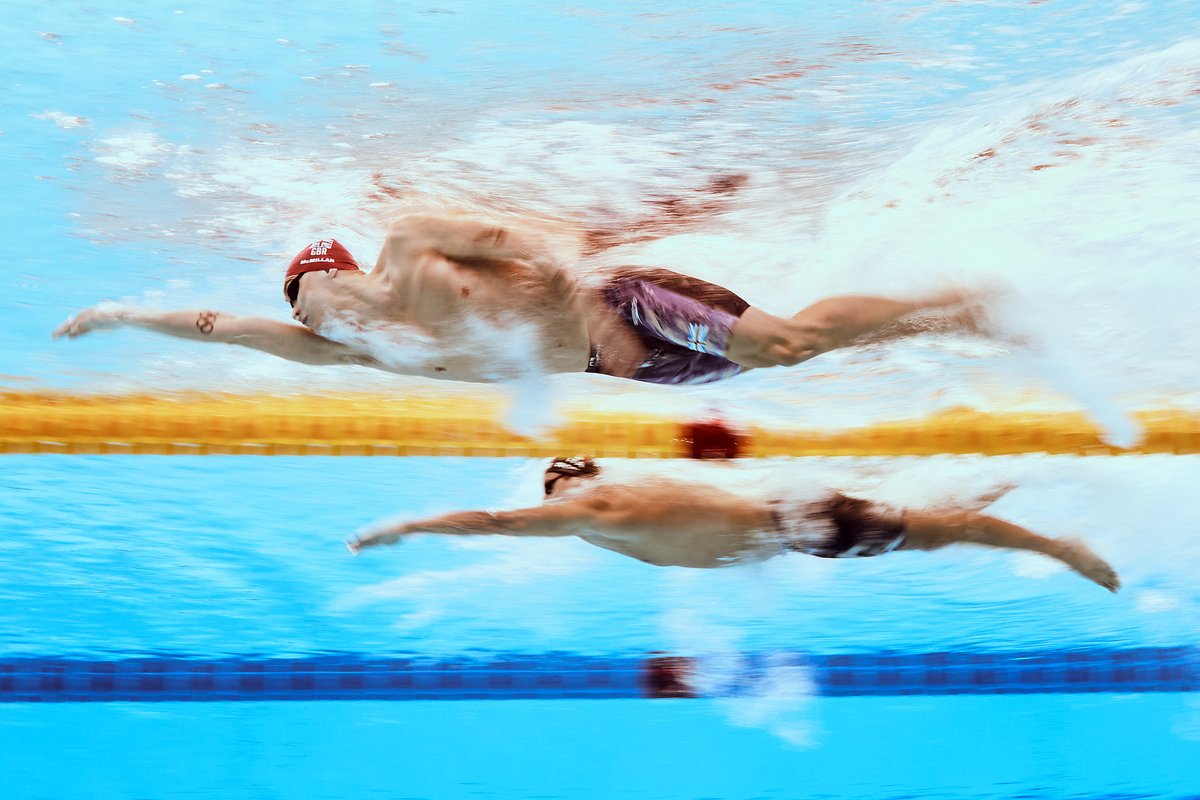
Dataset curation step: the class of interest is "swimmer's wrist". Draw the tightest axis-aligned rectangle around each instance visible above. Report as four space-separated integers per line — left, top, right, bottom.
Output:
86 302 142 329
113 306 154 327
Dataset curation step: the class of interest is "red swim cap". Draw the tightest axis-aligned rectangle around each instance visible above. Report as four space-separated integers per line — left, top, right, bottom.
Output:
285 239 361 282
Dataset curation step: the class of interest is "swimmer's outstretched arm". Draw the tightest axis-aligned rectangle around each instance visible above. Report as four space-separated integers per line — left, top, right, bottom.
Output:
347 502 591 555
53 304 370 366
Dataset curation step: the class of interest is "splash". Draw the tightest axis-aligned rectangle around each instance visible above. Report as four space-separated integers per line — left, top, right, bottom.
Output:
317 309 561 436
56 14 1200 429
314 315 440 375
661 606 821 748
31 110 89 130
760 39 1200 426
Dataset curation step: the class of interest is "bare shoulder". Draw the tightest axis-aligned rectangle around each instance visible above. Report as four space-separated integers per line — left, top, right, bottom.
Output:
544 483 630 517
616 476 739 499
387 210 447 232
562 480 699 519
380 211 456 257
387 208 487 235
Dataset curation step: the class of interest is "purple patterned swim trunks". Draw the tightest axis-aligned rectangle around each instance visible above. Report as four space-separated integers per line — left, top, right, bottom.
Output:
588 267 750 385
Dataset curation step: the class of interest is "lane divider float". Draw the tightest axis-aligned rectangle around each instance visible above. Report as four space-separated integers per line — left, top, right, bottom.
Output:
1 392 1197 457
1 647 1195 701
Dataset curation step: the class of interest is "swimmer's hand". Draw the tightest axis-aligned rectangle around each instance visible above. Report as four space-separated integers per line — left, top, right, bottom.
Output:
346 523 413 555
52 303 134 339
1057 537 1121 593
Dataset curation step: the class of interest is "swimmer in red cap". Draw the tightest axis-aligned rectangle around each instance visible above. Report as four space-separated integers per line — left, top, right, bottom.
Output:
347 455 1119 593
55 191 985 384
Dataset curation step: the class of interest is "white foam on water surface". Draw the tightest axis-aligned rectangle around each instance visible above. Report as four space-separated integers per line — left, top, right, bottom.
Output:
55 34 1200 438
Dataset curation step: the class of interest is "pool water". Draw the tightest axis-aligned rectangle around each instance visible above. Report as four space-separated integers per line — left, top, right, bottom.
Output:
4 455 1199 657
5 0 1200 797
3 695 1198 799
2 456 1199 797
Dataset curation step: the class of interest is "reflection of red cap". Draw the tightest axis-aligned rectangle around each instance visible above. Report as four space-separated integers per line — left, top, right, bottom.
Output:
682 418 746 459
285 239 361 282
641 655 697 698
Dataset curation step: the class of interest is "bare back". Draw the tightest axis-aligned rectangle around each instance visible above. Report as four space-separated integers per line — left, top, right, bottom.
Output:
559 480 779 568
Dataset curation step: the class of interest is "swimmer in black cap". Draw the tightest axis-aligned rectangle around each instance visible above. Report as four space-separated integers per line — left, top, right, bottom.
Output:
542 456 602 495
346 456 1119 592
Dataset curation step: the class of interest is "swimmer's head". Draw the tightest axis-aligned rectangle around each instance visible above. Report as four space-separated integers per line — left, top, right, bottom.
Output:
544 455 601 496
284 239 362 307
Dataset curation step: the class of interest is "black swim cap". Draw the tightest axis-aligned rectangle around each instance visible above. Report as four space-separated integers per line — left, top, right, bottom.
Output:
545 456 600 479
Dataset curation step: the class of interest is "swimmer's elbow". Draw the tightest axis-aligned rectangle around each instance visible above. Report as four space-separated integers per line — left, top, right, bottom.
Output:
492 510 543 535
387 213 436 234
212 314 286 338
385 216 441 256
224 322 358 366
384 221 417 246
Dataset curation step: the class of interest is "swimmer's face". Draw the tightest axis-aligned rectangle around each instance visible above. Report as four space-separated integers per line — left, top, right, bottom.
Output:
543 472 574 498
287 268 357 329
543 470 598 498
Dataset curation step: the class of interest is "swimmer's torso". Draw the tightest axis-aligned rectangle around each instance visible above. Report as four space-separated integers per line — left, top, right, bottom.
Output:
305 250 593 380
558 481 780 568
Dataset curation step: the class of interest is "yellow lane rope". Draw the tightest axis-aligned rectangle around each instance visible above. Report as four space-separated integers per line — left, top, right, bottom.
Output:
1 392 1197 457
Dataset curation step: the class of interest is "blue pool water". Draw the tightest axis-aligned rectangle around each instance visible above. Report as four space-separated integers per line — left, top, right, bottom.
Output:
4 455 1200 658
4 696 1199 799
5 0 1200 797
3 455 1200 797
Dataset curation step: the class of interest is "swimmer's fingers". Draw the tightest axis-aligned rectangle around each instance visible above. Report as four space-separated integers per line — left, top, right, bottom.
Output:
345 535 377 556
1058 537 1121 594
345 526 407 555
51 312 92 339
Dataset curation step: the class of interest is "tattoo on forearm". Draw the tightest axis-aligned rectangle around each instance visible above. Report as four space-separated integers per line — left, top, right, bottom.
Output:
195 312 218 335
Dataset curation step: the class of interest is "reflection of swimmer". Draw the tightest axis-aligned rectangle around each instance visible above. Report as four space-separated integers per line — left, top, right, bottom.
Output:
347 456 1119 592
53 201 983 384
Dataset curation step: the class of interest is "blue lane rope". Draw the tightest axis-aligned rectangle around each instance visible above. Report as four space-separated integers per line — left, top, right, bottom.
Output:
1 648 1195 702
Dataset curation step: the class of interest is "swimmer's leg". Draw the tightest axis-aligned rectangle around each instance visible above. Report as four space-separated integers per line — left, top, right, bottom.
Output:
901 511 1120 592
726 289 974 368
